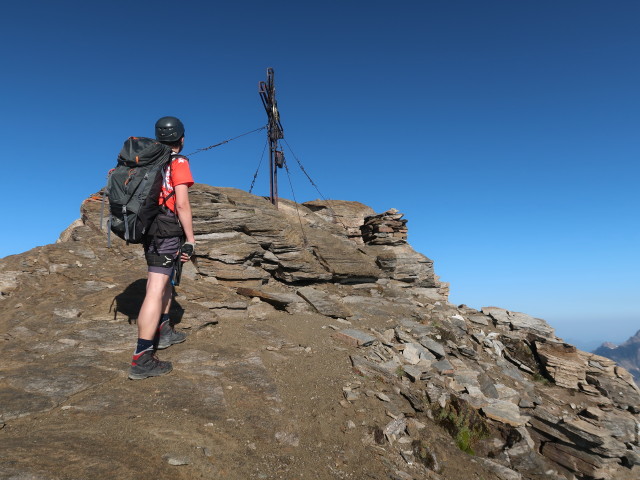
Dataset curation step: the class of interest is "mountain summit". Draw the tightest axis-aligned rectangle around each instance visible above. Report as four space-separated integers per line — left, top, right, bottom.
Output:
1 185 638 480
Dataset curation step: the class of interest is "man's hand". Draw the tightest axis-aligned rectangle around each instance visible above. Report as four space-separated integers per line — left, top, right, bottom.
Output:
180 242 195 263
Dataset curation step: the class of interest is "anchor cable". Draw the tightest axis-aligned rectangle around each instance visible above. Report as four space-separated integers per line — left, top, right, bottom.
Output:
282 139 349 231
185 125 266 157
249 139 269 194
282 160 309 246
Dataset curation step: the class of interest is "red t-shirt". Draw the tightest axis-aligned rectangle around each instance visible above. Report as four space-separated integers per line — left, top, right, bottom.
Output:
160 155 194 212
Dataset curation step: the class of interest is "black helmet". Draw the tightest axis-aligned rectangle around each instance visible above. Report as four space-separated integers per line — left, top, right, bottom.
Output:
155 116 185 142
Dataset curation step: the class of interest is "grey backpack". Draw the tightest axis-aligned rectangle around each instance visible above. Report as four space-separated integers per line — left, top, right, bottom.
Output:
105 137 172 244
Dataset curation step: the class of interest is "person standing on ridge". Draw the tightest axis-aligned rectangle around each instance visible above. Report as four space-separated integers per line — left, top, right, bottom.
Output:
128 116 196 380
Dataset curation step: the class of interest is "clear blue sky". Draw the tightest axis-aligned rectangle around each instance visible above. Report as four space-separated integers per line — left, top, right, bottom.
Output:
2 1 638 350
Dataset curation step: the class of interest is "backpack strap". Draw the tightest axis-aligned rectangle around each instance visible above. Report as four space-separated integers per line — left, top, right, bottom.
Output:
159 153 187 210
102 169 115 247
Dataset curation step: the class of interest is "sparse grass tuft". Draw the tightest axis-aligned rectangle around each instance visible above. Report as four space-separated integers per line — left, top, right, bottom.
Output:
532 372 550 385
433 397 490 455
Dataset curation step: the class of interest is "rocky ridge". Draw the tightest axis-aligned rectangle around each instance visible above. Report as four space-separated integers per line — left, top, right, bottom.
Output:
0 184 638 480
594 331 640 386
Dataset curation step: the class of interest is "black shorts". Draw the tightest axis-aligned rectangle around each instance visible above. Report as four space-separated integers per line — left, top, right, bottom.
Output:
144 236 181 276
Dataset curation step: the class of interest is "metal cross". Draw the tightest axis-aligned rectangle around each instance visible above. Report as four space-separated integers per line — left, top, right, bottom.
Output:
258 68 285 207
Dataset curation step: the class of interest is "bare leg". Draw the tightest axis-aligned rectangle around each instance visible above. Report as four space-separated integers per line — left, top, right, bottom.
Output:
161 281 173 316
137 272 171 340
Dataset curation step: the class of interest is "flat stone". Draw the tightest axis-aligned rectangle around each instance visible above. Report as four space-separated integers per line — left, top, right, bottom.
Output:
583 407 639 443
163 455 190 466
541 442 620 479
482 306 555 336
497 358 526 382
561 417 608 446
482 401 528 427
461 393 489 409
383 417 407 441
334 329 377 347
367 244 435 286
274 431 300 447
585 369 640 409
297 287 352 318
343 390 360 402
402 343 421 365
432 359 454 375
0 386 56 420
508 311 555 336
482 306 511 326
394 328 415 344
0 271 22 295
453 369 479 387
495 384 520 402
477 373 500 399
381 329 396 344
350 355 397 384
419 336 446 358
467 314 490 326
236 287 299 308
79 280 115 292
376 392 391 402
402 365 427 382
558 418 628 457
379 359 403 373
474 457 522 480
403 342 435 364
410 287 444 302
448 315 467 333
457 345 478 359
53 308 82 318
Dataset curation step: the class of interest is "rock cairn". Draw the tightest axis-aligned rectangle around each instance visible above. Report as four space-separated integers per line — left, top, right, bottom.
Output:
361 209 408 245
303 199 375 245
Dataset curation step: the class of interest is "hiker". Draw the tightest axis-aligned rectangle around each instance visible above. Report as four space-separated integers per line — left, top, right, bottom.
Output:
128 116 196 380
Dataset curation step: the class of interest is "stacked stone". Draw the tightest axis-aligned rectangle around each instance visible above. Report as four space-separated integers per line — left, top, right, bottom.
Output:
303 199 376 245
360 208 408 245
334 307 640 480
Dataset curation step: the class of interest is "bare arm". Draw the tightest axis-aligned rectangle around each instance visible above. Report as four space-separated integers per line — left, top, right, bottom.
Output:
174 184 195 245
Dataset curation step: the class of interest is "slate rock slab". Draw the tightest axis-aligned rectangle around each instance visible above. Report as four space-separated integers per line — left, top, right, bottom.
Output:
482 306 555 337
482 400 528 427
297 286 352 318
419 336 446 358
334 329 377 347
0 386 57 420
236 287 299 309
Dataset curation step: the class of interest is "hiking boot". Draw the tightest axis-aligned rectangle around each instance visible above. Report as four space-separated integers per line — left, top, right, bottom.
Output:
157 321 187 350
128 351 173 380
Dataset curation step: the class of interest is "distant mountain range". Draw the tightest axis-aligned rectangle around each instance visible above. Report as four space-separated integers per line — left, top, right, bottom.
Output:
594 330 640 385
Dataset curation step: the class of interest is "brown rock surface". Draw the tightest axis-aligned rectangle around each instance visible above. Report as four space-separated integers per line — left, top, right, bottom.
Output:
1 185 638 480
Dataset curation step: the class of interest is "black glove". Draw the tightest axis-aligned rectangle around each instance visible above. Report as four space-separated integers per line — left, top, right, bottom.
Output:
181 242 195 257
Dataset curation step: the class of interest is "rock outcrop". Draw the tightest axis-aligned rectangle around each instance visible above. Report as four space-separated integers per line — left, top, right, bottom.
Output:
0 184 638 480
594 330 640 386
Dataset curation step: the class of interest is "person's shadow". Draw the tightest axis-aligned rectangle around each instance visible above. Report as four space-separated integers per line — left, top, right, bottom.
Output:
111 279 184 326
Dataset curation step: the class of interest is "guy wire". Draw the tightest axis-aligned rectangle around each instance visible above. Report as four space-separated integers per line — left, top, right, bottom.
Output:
283 160 309 247
185 125 266 157
249 139 269 193
282 139 349 232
